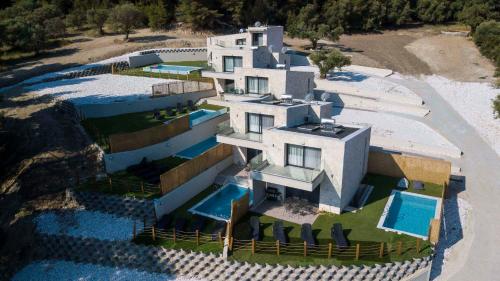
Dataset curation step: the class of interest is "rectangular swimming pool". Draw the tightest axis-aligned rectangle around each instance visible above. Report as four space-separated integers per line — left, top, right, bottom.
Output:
142 64 203 75
176 136 218 159
189 183 253 221
188 109 219 127
377 190 441 239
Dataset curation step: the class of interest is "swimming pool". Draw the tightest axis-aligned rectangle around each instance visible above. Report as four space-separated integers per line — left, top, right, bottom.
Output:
189 183 253 221
176 136 218 159
189 109 219 127
377 190 441 239
142 64 203 75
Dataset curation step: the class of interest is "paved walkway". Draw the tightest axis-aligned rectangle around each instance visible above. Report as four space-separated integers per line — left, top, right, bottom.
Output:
387 77 500 280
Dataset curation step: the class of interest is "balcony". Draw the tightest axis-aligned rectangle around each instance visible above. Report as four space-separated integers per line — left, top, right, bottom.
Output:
201 70 236 80
216 125 264 150
250 159 324 192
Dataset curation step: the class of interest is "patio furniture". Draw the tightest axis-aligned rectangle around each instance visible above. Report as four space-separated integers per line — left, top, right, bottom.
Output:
174 218 186 232
187 100 197 111
211 221 227 241
331 223 349 250
273 220 287 245
301 223 316 247
250 216 261 241
413 180 425 190
397 178 409 189
153 109 162 120
157 214 173 231
177 103 187 114
266 187 281 201
166 107 175 117
189 216 207 232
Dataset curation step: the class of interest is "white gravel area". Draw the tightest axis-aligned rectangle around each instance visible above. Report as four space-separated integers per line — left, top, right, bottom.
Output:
431 197 473 280
12 260 204 281
25 74 173 105
425 75 500 156
333 107 459 151
35 210 143 241
291 65 419 99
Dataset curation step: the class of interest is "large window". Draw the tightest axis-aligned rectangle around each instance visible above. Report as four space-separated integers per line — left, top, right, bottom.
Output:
246 77 268 94
223 56 242 72
287 144 321 170
252 33 264 46
247 113 274 133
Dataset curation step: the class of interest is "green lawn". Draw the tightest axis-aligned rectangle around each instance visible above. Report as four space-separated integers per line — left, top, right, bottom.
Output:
82 103 226 151
77 156 187 199
116 60 210 81
132 174 441 265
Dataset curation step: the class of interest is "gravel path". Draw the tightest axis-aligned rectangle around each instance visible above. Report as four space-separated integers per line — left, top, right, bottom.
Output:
25 74 173 105
12 260 203 281
35 210 143 241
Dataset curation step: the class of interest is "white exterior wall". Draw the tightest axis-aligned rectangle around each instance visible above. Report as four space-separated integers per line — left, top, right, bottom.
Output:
128 48 207 68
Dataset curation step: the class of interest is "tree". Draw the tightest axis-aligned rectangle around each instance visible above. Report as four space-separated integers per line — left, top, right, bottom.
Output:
459 3 491 33
108 3 144 40
65 12 86 30
310 49 351 79
177 0 221 31
87 8 108 35
493 95 500 119
287 3 343 50
145 1 169 31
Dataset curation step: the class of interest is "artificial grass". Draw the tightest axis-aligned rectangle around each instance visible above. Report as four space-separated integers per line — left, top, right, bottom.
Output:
82 103 226 152
77 156 188 199
115 61 210 81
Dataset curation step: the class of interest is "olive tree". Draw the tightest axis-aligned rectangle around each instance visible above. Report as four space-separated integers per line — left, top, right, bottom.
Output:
310 49 351 79
108 3 143 40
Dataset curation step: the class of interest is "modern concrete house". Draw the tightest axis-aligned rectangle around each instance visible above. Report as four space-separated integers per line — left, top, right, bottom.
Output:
217 99 371 214
202 25 314 100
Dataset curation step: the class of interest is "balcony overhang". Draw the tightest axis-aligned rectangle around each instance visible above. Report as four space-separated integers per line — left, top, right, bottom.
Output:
216 132 265 151
202 71 236 80
251 164 325 192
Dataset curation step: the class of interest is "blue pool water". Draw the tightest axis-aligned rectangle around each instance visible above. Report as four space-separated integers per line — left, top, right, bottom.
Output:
380 191 438 238
188 109 218 127
176 136 218 159
190 184 253 221
142 64 203 75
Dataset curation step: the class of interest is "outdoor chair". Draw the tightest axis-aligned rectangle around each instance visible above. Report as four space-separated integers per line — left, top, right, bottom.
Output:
250 216 261 241
331 223 349 250
413 181 425 190
301 223 316 247
211 221 227 241
187 100 197 111
273 220 287 245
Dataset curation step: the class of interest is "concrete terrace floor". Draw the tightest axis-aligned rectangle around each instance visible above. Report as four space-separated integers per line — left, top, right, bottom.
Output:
388 76 500 280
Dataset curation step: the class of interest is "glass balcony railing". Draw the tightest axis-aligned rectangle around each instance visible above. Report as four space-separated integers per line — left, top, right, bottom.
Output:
217 124 263 143
254 163 323 183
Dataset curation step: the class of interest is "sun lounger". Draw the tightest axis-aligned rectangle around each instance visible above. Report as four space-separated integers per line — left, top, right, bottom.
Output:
250 216 261 241
413 180 425 190
190 216 207 232
331 223 349 250
301 223 315 247
211 221 227 241
273 220 287 245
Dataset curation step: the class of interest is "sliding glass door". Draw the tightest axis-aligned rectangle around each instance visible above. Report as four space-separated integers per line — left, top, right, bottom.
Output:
223 56 243 72
286 144 321 170
246 77 268 94
247 113 274 133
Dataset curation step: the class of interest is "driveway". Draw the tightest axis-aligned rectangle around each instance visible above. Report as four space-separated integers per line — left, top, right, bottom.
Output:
388 77 500 280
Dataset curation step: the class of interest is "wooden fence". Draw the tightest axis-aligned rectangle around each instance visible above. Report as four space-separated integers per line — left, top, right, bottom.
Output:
152 80 214 97
428 181 448 244
109 115 190 153
368 151 451 185
159 143 232 194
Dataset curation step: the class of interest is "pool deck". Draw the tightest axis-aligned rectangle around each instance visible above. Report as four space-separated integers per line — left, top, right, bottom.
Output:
377 190 442 240
250 200 319 225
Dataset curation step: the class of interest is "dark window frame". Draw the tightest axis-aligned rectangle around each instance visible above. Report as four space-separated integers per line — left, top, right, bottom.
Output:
246 113 274 134
286 144 321 170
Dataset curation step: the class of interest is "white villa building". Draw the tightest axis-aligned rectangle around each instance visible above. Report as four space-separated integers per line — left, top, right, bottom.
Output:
204 25 372 214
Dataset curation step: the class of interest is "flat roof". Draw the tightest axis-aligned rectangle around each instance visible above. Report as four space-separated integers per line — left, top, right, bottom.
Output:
279 123 359 139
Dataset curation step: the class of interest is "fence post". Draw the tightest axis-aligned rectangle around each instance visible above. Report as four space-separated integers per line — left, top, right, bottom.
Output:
196 230 200 247
152 225 156 241
397 241 403 256
416 238 421 254
379 242 384 258
251 239 255 255
173 228 176 243
328 243 332 259
276 240 280 256
304 241 307 257
230 237 233 251
133 221 136 240
355 244 360 260
109 177 113 191
141 182 145 195
218 232 223 246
